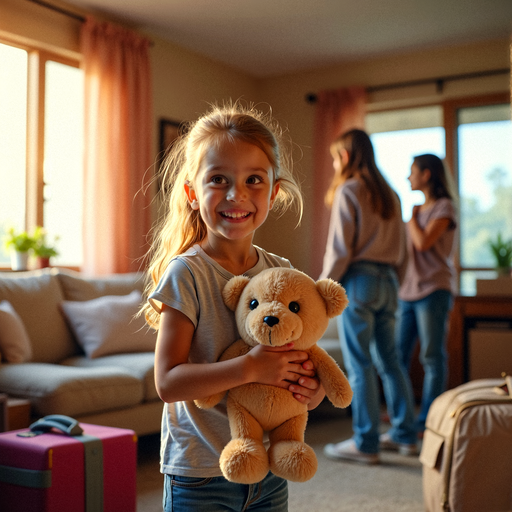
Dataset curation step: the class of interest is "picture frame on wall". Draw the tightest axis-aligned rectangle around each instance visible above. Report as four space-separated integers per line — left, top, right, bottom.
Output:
157 118 184 192
159 118 182 157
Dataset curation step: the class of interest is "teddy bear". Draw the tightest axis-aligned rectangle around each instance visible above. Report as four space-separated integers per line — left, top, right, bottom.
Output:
194 267 353 484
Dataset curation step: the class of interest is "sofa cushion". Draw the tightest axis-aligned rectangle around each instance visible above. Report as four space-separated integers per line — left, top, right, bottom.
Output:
317 317 344 370
0 300 32 363
0 363 143 417
60 291 156 358
0 269 78 363
56 269 145 301
62 352 157 401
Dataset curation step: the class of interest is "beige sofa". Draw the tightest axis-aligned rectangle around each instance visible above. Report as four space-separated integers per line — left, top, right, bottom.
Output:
0 268 345 435
0 268 163 436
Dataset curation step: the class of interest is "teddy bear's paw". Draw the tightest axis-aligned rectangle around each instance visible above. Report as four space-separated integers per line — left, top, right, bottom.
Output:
269 441 318 482
220 438 269 484
194 392 224 409
327 386 353 409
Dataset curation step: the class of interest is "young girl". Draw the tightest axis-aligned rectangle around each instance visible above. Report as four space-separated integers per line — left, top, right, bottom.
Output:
142 103 324 511
396 154 457 436
320 129 417 464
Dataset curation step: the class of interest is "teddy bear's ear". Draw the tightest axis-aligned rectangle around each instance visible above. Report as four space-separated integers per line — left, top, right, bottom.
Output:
316 278 349 318
222 275 251 311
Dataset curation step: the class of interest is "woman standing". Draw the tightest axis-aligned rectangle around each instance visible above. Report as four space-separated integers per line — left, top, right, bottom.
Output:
320 129 417 464
397 153 457 436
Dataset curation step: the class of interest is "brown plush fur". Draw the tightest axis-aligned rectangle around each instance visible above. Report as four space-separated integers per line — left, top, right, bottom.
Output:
195 267 353 484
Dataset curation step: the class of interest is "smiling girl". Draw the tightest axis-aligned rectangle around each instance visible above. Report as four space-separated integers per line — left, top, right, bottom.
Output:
141 102 323 512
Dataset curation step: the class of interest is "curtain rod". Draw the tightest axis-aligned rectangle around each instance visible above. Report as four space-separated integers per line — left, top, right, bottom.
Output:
305 67 510 103
27 0 156 46
28 0 86 22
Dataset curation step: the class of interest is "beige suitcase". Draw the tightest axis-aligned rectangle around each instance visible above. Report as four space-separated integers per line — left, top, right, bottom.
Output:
420 377 512 512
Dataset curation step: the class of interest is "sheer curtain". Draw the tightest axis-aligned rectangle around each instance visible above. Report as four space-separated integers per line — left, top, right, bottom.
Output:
310 87 366 279
81 17 153 275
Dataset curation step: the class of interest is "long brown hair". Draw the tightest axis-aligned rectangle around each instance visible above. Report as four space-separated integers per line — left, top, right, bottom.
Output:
413 154 457 201
325 129 398 219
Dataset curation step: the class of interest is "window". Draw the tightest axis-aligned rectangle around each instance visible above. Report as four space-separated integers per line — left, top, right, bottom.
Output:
44 61 84 266
0 41 84 267
0 43 27 264
367 106 445 221
365 95 511 295
456 103 512 294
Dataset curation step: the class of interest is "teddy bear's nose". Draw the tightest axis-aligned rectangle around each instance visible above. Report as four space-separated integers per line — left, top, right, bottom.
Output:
264 316 279 328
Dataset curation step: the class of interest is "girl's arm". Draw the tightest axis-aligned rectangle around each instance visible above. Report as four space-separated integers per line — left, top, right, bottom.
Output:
408 205 451 251
155 304 316 404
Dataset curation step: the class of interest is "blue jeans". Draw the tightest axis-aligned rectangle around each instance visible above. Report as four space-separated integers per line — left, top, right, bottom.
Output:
396 289 453 432
337 262 416 453
163 472 288 512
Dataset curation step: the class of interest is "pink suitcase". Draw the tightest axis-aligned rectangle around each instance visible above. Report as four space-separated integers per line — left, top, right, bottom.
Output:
0 415 137 512
420 377 512 512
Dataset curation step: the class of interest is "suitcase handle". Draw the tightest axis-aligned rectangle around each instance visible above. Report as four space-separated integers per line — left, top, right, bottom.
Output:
29 414 84 436
494 376 512 398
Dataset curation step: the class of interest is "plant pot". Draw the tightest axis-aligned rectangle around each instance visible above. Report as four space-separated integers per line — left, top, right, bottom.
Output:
497 267 512 278
35 256 51 269
10 251 29 271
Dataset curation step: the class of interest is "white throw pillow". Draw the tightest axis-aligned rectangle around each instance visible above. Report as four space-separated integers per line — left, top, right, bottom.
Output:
60 290 156 358
0 300 33 363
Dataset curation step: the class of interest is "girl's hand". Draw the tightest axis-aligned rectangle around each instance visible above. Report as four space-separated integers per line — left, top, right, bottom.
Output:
244 343 314 389
245 344 325 409
289 360 326 410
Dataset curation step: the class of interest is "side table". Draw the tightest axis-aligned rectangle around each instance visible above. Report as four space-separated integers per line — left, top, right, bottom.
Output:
0 394 32 432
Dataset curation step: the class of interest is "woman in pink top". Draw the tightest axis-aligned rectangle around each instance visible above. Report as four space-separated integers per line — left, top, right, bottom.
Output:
397 154 457 435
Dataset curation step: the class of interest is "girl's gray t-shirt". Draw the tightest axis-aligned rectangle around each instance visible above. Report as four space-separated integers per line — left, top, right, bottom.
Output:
149 244 291 477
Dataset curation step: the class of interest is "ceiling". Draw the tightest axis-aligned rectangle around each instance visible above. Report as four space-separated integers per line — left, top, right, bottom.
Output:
64 0 512 77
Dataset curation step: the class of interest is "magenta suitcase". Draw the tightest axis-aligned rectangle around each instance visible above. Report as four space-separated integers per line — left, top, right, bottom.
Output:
0 415 137 512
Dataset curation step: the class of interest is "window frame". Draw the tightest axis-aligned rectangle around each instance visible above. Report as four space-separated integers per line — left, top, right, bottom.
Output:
444 92 510 279
0 37 82 270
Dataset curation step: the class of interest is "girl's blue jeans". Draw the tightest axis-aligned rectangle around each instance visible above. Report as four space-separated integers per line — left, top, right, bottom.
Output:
396 289 453 432
337 262 417 454
163 472 288 512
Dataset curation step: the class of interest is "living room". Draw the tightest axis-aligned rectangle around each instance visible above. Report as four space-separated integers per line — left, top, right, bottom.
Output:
2 0 512 280
1 1 512 510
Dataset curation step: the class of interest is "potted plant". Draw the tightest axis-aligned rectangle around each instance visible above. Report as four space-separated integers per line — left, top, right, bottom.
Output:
32 226 59 269
3 227 36 271
488 233 512 277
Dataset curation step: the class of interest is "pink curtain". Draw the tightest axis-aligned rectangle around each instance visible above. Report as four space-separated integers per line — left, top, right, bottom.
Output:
310 87 367 279
81 17 153 275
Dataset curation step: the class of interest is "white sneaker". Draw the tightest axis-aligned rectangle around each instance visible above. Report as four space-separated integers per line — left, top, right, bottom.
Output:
324 439 380 465
379 432 418 456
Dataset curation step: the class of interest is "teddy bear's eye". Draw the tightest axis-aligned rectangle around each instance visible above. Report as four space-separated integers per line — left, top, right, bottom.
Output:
249 299 259 310
289 301 300 313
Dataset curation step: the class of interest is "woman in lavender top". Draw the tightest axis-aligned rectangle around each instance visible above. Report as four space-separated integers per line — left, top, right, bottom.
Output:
397 154 457 435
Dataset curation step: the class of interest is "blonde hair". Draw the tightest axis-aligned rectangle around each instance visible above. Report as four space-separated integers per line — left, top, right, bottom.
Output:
325 129 398 220
143 101 303 328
